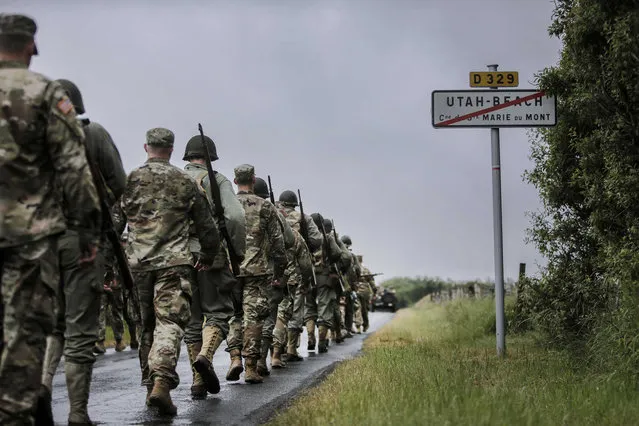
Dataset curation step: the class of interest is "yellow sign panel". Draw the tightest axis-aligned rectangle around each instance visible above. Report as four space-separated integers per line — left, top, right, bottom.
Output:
469 71 519 87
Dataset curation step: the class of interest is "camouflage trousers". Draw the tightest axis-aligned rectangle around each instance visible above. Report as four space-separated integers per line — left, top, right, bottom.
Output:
135 266 192 389
316 273 337 329
273 283 305 349
0 236 58 425
239 276 271 359
262 285 286 353
303 285 318 324
225 278 244 353
184 266 235 344
353 294 363 327
98 287 124 342
358 292 371 330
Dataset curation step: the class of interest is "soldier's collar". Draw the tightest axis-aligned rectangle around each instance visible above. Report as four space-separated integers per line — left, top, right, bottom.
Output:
237 190 254 194
146 157 170 164
0 60 27 69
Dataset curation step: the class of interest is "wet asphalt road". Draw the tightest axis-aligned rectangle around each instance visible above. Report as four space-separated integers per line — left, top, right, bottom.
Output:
51 311 393 425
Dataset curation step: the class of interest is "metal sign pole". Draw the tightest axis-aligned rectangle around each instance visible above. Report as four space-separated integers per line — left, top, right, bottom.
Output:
488 63 506 357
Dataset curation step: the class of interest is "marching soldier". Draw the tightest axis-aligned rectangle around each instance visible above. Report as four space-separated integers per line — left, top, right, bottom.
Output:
121 128 220 415
0 14 101 425
233 165 287 383
182 134 246 398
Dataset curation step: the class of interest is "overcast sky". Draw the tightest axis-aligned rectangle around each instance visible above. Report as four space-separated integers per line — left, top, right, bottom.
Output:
8 0 562 282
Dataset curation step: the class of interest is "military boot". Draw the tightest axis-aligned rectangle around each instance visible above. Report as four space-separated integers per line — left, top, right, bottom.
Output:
65 362 95 425
318 325 329 353
37 336 64 425
271 346 285 369
92 340 105 355
148 378 177 416
129 326 139 350
244 358 263 384
306 319 316 351
146 385 153 407
286 330 304 362
187 342 206 399
226 349 243 381
257 342 270 377
115 339 127 352
193 326 223 394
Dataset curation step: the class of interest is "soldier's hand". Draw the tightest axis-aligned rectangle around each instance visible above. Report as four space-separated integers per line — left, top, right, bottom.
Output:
195 253 214 271
103 280 114 293
271 279 283 288
78 234 98 265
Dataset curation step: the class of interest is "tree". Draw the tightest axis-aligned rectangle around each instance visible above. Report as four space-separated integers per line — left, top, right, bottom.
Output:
525 0 639 360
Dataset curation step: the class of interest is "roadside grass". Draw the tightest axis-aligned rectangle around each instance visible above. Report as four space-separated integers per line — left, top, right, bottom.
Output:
268 298 639 426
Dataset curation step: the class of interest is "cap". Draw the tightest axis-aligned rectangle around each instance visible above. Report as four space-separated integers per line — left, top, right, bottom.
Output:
0 14 38 55
234 164 255 182
146 127 174 147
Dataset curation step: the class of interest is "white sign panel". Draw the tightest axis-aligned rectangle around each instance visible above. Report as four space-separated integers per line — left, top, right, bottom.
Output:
432 90 557 128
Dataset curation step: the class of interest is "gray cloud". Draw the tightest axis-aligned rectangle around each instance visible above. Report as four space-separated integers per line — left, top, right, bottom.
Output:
9 0 561 281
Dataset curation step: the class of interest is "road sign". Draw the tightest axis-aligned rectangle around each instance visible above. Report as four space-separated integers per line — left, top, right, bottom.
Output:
470 71 518 87
431 89 556 128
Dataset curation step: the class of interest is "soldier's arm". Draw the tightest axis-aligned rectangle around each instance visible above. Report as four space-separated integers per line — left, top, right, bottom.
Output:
44 82 101 239
191 184 221 261
335 237 352 270
305 215 323 252
279 212 295 249
215 174 247 258
352 253 362 277
261 202 287 280
85 122 127 204
326 234 342 263
296 236 314 288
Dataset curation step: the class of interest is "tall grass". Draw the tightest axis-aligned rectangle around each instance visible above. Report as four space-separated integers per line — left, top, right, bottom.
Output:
268 299 639 426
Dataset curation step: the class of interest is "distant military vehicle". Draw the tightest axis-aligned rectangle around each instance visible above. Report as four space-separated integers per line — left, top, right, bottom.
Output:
372 287 397 312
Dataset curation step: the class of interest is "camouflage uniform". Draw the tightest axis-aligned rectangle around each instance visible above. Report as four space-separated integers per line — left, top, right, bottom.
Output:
357 260 376 332
0 15 101 425
182 162 246 396
234 165 286 383
258 209 295 374
121 128 219 414
310 219 345 353
276 203 316 358
273 229 313 361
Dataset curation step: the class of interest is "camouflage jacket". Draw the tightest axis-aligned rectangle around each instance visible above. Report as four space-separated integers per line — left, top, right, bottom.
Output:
358 265 376 295
276 203 323 252
184 163 246 269
237 190 286 278
121 158 220 271
284 229 313 289
0 61 101 248
312 231 343 275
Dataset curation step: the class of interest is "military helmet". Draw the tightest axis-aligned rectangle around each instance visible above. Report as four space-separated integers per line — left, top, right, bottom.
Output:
56 79 85 115
254 177 269 199
341 235 352 246
311 213 324 230
323 218 333 233
183 135 219 162
278 190 298 207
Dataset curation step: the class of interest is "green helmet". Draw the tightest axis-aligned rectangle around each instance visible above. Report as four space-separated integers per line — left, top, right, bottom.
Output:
323 218 333 233
56 79 85 115
183 135 219 162
341 235 352 246
278 190 298 207
311 213 324 229
254 177 269 199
